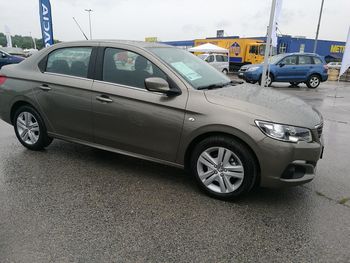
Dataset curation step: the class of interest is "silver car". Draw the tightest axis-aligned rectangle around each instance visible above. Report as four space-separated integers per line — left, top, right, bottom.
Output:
0 40 324 200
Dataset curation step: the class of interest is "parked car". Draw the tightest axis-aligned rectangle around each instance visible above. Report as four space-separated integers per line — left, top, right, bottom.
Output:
238 53 328 88
0 49 25 69
327 61 341 69
198 53 229 74
0 41 324 200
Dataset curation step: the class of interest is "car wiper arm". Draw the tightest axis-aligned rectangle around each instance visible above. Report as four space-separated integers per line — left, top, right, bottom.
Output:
197 83 226 90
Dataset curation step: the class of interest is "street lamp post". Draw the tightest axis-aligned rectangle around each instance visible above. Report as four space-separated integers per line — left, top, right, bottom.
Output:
85 9 93 40
313 0 325 53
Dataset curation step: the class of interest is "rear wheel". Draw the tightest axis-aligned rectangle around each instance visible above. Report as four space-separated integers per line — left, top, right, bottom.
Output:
14 105 53 151
306 74 321 89
190 136 258 200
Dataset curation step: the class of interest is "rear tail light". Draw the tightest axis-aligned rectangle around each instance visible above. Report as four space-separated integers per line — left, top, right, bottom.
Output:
0 75 7 85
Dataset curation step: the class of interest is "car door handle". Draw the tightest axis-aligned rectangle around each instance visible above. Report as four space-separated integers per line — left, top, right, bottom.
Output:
96 95 113 103
39 84 51 91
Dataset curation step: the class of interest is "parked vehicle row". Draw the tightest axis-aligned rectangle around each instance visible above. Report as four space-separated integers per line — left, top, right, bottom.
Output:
238 53 328 88
0 41 324 199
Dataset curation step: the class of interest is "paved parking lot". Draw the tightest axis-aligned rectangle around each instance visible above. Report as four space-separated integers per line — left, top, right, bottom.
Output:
0 80 349 262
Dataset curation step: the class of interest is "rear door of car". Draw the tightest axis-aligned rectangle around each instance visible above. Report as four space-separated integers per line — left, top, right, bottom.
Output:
297 55 314 80
34 45 97 141
91 45 188 162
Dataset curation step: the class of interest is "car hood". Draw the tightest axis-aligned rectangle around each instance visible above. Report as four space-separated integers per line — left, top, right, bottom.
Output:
204 84 322 128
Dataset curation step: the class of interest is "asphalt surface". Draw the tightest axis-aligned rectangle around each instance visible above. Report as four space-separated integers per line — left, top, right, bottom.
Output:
0 80 350 262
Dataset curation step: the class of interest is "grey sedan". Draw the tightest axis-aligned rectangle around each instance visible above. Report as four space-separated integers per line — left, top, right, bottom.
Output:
0 40 324 200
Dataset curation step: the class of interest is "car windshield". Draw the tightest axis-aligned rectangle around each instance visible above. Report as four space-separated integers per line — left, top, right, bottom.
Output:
148 47 231 89
268 54 285 64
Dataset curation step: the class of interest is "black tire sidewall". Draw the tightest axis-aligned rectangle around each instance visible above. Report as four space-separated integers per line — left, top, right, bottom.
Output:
190 136 258 200
13 106 50 150
307 75 321 89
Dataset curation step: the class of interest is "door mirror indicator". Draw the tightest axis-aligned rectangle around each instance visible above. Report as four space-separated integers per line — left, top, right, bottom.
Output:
145 77 180 96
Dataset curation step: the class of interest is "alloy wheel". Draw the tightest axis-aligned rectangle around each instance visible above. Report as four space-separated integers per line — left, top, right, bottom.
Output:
16 112 40 145
310 76 320 88
196 147 244 194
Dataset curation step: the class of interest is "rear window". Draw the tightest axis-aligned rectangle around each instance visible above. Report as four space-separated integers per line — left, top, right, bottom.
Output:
298 56 313 65
46 47 92 78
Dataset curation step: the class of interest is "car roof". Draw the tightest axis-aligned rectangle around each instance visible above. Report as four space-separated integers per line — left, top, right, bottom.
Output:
52 39 171 49
284 52 320 57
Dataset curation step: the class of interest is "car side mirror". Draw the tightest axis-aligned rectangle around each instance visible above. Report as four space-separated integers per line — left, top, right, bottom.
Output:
279 63 285 67
145 77 180 96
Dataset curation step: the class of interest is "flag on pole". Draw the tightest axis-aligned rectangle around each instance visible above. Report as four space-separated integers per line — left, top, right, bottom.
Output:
4 25 12 48
339 27 350 78
271 0 283 47
39 0 54 47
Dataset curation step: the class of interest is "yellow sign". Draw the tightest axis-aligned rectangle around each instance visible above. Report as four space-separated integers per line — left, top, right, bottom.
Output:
145 37 158 42
330 45 345 53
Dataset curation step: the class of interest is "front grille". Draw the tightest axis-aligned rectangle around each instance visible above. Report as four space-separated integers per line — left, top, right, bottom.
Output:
316 123 323 138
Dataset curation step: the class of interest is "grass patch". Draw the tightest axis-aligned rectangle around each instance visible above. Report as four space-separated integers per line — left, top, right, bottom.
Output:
338 197 350 205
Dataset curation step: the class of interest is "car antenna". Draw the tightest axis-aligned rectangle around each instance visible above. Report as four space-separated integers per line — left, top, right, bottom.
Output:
72 17 89 40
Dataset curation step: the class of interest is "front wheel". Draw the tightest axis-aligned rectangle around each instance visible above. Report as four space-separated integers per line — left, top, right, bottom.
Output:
306 75 321 89
190 136 258 200
14 105 53 151
222 69 228 75
258 74 273 87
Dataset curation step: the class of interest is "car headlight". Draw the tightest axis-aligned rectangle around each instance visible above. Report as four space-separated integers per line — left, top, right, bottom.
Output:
255 120 312 143
247 66 260 72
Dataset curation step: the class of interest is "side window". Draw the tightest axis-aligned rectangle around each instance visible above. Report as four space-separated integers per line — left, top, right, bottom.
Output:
298 56 313 65
216 55 224 62
249 45 257 54
207 55 214 63
313 57 323 64
102 48 167 89
280 56 297 65
46 47 92 78
222 55 228 62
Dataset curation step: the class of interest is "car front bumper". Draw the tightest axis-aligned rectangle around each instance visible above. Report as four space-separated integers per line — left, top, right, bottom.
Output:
257 136 323 188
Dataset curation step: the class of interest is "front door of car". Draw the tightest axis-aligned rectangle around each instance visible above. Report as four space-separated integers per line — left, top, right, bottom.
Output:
297 55 314 80
274 55 299 81
91 47 187 162
34 46 95 141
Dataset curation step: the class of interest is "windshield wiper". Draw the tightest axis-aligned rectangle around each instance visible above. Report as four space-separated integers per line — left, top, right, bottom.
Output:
197 83 226 90
197 80 244 90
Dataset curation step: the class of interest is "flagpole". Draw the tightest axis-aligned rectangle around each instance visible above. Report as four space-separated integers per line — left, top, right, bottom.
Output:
261 0 277 88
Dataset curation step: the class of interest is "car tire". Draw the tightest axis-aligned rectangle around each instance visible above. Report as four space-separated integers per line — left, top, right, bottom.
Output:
13 105 53 151
258 74 273 87
190 136 258 200
222 69 228 75
306 74 321 89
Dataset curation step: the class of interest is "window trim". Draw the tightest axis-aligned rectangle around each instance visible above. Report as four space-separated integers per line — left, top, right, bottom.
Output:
40 46 97 80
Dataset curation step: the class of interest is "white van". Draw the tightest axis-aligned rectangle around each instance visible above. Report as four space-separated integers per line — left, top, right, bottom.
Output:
199 53 229 74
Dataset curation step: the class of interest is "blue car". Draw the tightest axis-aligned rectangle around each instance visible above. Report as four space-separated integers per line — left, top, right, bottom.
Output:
0 49 24 69
238 53 328 89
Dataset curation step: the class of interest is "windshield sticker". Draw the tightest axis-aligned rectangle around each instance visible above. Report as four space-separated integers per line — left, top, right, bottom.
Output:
171 62 202 81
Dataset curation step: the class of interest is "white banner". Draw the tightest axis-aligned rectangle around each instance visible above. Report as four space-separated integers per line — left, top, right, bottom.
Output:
339 27 350 77
271 0 283 47
4 25 12 48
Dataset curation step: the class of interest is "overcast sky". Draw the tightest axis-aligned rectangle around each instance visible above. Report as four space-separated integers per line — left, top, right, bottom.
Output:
1 0 349 42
